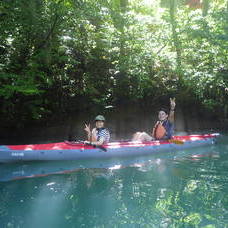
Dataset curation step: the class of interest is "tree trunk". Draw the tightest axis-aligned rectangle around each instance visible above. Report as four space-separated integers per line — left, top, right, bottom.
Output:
169 0 182 74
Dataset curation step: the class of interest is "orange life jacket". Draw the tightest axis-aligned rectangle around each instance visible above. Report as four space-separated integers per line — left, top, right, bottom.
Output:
152 121 167 140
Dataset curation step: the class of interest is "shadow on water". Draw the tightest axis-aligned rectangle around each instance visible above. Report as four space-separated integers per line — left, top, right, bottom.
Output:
0 135 228 227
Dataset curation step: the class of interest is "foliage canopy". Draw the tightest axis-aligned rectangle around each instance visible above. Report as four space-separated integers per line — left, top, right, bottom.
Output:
0 0 227 126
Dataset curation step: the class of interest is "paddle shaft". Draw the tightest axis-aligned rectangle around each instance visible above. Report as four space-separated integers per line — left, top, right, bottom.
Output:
65 140 107 152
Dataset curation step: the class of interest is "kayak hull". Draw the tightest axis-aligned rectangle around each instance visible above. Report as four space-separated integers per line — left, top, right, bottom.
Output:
0 145 218 182
0 134 219 163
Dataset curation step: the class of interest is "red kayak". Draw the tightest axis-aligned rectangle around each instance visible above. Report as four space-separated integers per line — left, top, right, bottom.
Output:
0 133 219 163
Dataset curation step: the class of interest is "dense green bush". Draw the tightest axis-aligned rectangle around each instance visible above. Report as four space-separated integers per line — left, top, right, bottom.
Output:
0 0 227 126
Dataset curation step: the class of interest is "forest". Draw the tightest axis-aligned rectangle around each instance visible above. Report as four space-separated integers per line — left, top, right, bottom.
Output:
0 0 228 128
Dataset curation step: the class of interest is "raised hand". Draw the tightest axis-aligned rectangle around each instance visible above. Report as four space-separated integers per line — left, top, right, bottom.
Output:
170 97 176 110
84 124 91 134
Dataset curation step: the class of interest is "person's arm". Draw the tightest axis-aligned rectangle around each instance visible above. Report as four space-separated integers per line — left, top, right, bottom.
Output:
168 98 176 123
91 128 97 142
84 127 98 144
91 137 105 146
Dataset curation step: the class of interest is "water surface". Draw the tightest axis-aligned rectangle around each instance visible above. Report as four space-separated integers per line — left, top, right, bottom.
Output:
0 134 228 228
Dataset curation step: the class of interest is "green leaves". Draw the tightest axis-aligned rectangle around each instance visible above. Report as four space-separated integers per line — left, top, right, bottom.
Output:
0 73 41 98
0 0 227 124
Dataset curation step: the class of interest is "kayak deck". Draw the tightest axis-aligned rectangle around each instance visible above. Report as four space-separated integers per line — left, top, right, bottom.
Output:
6 134 218 150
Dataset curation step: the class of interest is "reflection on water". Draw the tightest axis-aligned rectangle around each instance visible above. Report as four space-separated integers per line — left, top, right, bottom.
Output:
0 135 228 227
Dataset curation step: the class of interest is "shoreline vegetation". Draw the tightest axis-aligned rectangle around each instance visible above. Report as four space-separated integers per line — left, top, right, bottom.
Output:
0 0 227 131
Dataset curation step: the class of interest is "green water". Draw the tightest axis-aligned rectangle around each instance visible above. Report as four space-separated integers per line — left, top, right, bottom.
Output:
0 135 228 228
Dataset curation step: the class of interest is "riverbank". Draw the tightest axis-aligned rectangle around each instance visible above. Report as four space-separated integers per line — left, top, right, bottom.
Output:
0 103 227 145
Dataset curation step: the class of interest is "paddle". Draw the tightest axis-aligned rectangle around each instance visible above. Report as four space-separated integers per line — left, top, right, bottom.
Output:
169 139 184 145
65 140 107 152
84 141 107 152
114 138 184 146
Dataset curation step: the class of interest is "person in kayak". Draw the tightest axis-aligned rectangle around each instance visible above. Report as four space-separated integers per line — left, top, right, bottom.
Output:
84 115 110 145
132 98 176 141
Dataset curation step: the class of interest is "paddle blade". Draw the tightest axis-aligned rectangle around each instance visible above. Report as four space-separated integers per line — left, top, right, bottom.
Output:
169 139 184 145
